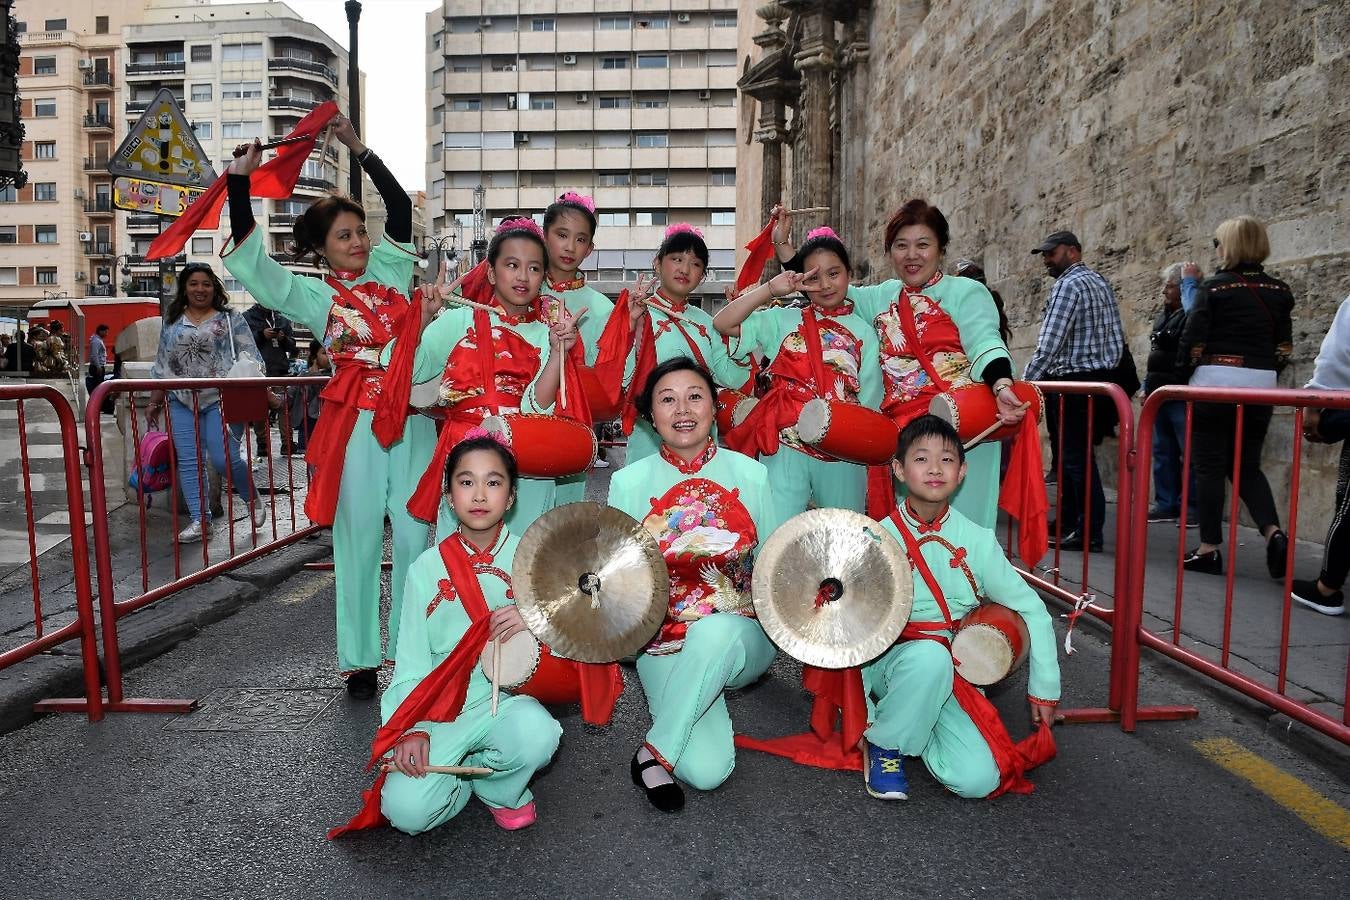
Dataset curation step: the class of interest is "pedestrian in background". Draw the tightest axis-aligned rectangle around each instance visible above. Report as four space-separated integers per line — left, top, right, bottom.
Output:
288 342 331 453
1178 215 1293 579
0 333 11 371
1144 263 1199 524
243 302 297 457
87 323 110 397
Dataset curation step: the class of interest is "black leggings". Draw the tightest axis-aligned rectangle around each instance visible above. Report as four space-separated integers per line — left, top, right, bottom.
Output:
1320 441 1350 589
1191 401 1280 546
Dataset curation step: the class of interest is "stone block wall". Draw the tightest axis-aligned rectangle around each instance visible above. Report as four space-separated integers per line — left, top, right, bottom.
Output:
851 0 1350 539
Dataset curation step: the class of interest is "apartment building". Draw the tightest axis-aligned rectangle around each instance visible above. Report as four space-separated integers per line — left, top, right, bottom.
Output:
424 1 739 304
3 0 363 312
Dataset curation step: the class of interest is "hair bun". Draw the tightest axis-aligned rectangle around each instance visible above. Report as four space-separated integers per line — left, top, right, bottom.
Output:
495 216 545 240
664 222 704 239
805 226 840 242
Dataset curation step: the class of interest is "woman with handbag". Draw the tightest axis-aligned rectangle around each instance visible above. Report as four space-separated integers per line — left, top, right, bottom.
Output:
1178 215 1294 579
146 263 267 543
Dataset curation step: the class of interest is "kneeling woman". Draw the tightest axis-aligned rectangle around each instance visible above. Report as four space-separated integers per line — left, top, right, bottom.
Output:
331 433 561 837
607 358 779 811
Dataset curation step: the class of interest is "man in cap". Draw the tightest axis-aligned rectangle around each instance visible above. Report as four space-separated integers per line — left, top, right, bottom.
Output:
1023 231 1127 552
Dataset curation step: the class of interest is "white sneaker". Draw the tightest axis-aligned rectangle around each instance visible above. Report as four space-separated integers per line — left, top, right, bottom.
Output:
177 520 209 543
250 498 267 529
592 457 610 469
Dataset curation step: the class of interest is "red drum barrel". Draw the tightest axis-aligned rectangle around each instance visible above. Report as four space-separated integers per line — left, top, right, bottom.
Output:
479 631 583 705
794 398 899 466
716 388 758 435
481 413 596 477
929 382 1043 446
577 365 621 421
950 603 1030 686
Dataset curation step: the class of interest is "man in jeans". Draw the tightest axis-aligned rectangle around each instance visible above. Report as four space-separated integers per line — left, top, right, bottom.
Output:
243 302 296 456
1144 265 1200 524
1023 231 1127 553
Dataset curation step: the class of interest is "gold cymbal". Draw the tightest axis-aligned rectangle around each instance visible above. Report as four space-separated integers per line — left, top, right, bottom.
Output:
512 502 670 663
752 508 913 668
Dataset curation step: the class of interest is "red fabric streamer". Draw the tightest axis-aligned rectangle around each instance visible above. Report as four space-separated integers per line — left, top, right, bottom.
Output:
329 535 494 838
148 101 339 260
997 412 1049 568
734 664 867 770
369 290 425 449
303 364 375 526
575 662 624 726
592 290 657 435
734 219 777 294
457 260 493 305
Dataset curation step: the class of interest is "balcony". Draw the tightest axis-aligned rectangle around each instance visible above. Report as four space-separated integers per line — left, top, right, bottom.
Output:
83 70 115 89
125 100 150 116
294 175 336 191
82 113 114 131
83 241 115 257
127 214 160 228
84 199 115 215
268 95 320 113
85 285 115 297
267 56 337 86
125 253 186 268
83 157 111 172
269 213 297 229
126 59 185 77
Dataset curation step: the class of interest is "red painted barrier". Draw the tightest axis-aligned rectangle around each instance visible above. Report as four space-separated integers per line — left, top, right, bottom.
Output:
0 385 103 720
1124 385 1350 743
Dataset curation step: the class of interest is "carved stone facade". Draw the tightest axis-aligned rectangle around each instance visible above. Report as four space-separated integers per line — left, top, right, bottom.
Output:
737 0 1350 536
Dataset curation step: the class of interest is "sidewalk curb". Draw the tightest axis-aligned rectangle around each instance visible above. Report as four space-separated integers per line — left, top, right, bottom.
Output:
0 534 332 736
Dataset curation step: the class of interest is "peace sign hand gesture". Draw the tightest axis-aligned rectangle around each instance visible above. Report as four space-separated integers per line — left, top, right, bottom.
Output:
628 272 657 328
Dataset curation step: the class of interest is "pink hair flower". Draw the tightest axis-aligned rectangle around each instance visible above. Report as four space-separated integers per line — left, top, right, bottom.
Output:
806 226 840 242
496 217 545 240
664 222 704 240
462 426 512 449
558 191 596 214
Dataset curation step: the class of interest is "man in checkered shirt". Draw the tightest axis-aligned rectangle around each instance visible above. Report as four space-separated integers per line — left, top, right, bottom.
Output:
1024 231 1126 553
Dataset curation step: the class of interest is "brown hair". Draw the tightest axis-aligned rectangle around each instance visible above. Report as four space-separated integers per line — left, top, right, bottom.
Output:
884 199 950 252
292 194 365 264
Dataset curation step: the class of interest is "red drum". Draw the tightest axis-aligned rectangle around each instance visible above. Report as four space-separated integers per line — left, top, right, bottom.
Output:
929 381 1043 446
794 398 899 466
479 631 582 705
950 603 1030 686
481 413 596 477
577 365 621 421
716 388 758 435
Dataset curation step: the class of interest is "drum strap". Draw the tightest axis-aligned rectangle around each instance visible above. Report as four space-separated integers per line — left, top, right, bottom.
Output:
894 289 951 393
800 307 831 392
888 511 955 630
472 308 504 415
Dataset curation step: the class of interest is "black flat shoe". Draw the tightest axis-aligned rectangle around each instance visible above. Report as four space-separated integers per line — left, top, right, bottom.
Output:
1266 530 1289 580
346 667 378 700
631 750 684 812
1055 531 1103 553
1182 548 1223 575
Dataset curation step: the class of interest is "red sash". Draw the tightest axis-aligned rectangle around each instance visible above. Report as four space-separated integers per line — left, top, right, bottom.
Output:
329 535 494 838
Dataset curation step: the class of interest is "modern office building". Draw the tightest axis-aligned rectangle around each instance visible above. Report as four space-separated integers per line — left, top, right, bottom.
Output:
424 1 739 304
3 0 363 312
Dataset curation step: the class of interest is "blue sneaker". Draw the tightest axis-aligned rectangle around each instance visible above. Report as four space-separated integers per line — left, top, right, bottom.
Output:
863 741 909 800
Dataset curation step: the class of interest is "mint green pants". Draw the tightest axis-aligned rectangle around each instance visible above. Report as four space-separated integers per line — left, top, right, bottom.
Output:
380 695 561 835
637 614 776 791
763 446 867 517
334 410 434 672
861 639 1001 799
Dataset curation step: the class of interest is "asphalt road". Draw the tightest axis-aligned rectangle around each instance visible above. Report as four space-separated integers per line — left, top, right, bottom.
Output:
0 565 1345 899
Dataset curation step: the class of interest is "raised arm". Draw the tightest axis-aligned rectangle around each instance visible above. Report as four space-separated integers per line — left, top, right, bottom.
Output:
711 267 815 338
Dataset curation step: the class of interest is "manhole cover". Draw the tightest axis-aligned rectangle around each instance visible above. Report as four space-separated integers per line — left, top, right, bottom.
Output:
164 687 340 732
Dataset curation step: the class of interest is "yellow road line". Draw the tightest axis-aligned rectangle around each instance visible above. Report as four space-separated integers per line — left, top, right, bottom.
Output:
1192 737 1350 851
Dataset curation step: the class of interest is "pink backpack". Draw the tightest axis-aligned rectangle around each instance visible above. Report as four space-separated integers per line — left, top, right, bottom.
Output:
129 430 173 496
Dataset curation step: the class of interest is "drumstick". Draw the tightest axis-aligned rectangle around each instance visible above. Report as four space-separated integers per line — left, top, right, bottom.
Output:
444 295 500 316
963 401 1032 451
379 764 493 776
556 298 568 410
786 206 831 215
642 298 697 323
490 637 501 717
230 134 311 157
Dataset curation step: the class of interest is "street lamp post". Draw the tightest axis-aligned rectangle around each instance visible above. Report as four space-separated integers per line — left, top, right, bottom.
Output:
420 224 462 281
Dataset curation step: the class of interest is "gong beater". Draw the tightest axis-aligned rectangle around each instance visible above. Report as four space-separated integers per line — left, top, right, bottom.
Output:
752 508 914 668
512 502 670 664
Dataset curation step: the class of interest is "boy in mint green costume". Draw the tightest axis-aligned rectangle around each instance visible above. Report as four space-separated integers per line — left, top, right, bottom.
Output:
861 415 1059 800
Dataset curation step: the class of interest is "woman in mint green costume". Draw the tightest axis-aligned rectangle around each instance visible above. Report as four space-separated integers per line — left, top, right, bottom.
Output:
776 201 1026 527
609 358 779 813
222 121 433 699
714 226 882 517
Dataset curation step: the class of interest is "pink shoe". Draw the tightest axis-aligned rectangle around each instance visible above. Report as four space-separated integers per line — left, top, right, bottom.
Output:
488 800 536 831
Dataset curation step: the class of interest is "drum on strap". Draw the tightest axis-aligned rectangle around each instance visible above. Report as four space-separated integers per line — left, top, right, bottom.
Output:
950 603 1030 686
929 382 1043 447
478 630 583 705
794 398 899 467
716 388 758 435
481 413 596 477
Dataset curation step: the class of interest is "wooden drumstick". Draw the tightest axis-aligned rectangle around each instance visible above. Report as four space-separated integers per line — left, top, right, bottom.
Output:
786 206 831 215
490 636 501 718
642 298 696 323
963 401 1032 451
380 764 493 776
556 298 568 410
445 295 500 316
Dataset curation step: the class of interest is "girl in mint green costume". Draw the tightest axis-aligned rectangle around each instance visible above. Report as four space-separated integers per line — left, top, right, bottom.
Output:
221 121 433 698
610 358 779 813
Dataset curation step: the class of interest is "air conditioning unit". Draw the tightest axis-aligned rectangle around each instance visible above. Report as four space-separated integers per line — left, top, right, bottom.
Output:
75 271 87 281
78 58 93 69
73 188 86 199
575 93 589 103
698 90 711 101
79 231 93 242
516 131 530 143
480 17 492 28
677 13 691 23
563 54 577 65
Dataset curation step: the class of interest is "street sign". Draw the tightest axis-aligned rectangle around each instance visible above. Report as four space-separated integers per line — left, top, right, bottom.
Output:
112 176 206 217
109 88 217 189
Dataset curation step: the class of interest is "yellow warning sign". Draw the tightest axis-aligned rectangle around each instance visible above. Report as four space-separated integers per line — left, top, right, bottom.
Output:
112 177 207 217
109 88 217 188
